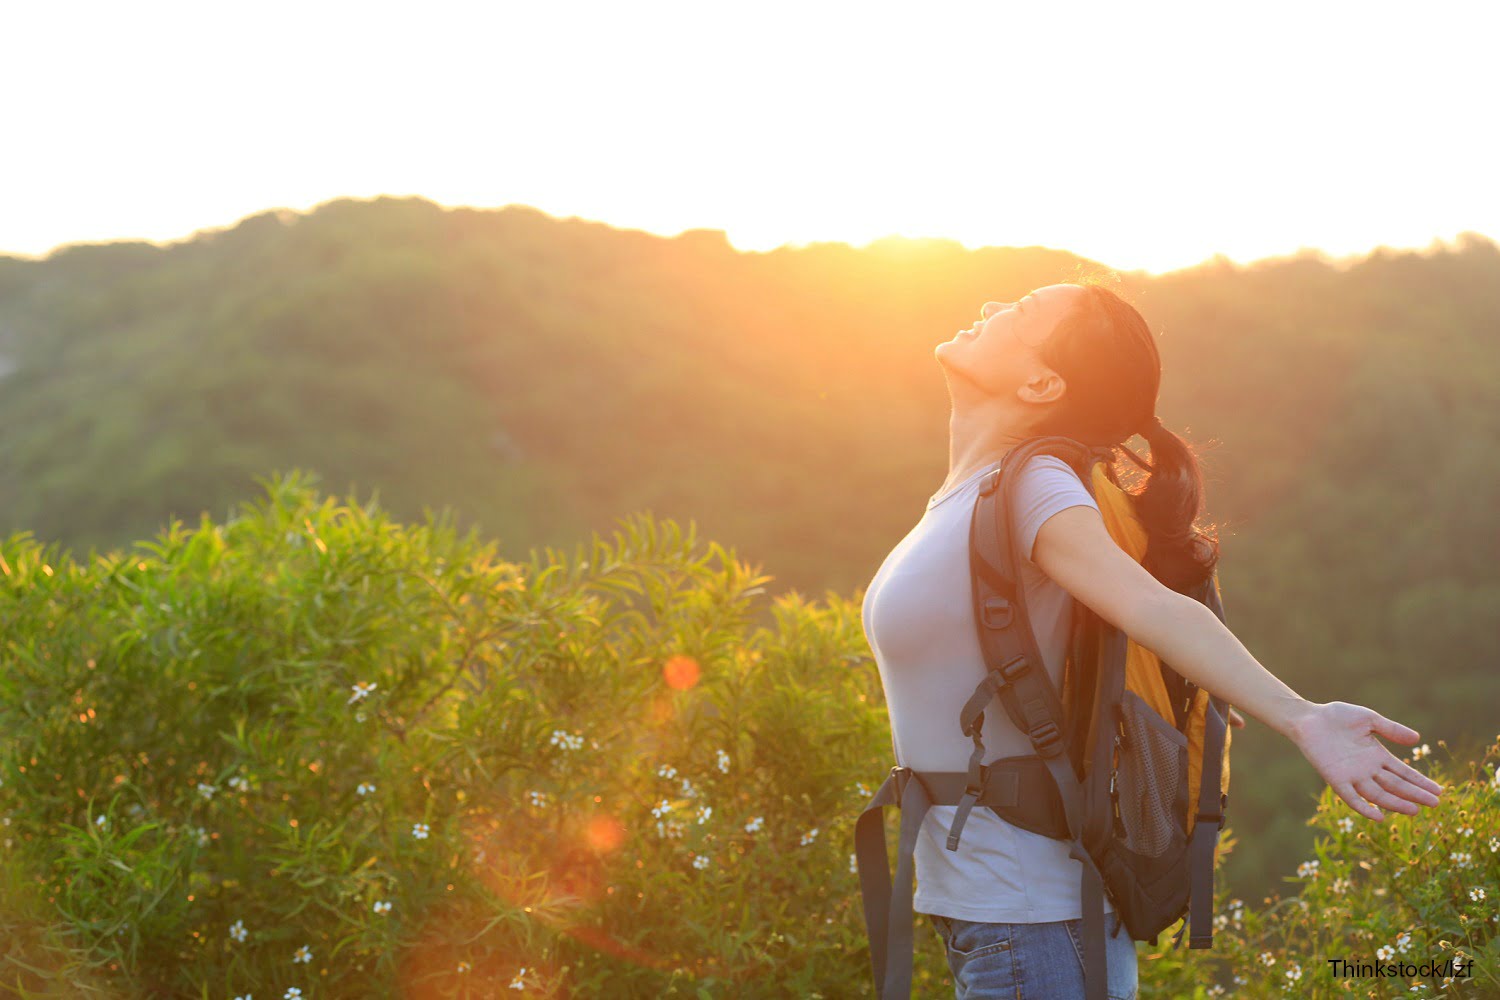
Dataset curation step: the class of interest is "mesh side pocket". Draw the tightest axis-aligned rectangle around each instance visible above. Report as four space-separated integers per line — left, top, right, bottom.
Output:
1115 689 1189 860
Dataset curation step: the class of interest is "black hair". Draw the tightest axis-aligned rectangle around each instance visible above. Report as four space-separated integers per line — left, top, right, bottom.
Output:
1032 278 1220 592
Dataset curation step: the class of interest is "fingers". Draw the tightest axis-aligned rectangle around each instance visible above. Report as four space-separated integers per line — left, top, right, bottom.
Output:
1370 712 1420 745
1384 756 1444 797
1354 777 1418 817
1228 707 1246 729
1373 766 1440 808
1333 780 1383 822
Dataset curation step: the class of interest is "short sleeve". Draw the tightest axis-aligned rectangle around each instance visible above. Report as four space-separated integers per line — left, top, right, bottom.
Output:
1012 455 1100 565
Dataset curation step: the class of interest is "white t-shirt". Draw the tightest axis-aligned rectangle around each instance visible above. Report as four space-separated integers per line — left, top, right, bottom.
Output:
861 452 1116 922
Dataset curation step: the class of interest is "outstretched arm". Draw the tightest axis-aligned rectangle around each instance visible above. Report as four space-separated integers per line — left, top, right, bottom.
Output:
1030 504 1444 821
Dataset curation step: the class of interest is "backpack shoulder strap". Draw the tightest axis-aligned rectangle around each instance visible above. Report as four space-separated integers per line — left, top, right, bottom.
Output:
958 435 1119 1000
958 435 1111 766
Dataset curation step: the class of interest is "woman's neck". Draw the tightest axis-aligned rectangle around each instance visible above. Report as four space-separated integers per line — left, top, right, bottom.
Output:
941 416 1032 497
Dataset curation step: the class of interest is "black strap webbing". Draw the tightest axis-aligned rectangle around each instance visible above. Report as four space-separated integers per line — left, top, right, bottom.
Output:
1185 573 1230 949
854 761 1072 998
1186 695 1229 947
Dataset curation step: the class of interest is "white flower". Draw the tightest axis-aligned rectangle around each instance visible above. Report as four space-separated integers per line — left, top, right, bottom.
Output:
509 966 528 990
548 729 583 751
656 765 678 780
357 782 376 796
1378 945 1395 961
655 819 686 839
228 776 250 792
1471 887 1486 902
412 822 430 840
1213 913 1228 931
1284 962 1302 982
1411 743 1430 760
1208 987 1225 997
292 944 312 964
1297 859 1320 878
355 710 367 723
692 854 711 870
197 783 218 800
799 826 820 846
234 994 252 1000
284 990 302 999
1456 825 1473 837
348 680 377 704
850 853 859 874
716 749 731 774
527 790 549 808
373 900 392 914
1330 877 1351 895
1337 816 1354 833
1450 851 1473 869
650 800 673 819
194 826 210 847
229 918 248 942
696 805 712 825
1259 951 1276 967
1396 931 1412 953
744 816 764 833
1490 837 1499 853
95 815 108 830
457 960 471 973
679 777 699 799
853 782 871 799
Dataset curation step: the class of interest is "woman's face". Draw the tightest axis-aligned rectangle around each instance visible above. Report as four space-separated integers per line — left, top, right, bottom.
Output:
934 283 1083 405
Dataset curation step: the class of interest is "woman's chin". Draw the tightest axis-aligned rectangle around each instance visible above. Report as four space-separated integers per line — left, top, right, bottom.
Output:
934 344 962 372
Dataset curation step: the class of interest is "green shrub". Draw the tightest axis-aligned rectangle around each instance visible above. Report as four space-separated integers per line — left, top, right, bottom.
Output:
1141 737 1498 999
0 471 911 997
0 472 1492 998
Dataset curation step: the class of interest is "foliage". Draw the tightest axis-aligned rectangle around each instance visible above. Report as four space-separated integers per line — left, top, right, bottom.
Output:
1142 739 1499 999
1 477 1492 997
0 474 902 997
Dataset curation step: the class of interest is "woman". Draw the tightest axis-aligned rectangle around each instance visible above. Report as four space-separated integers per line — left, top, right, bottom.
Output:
859 281 1444 999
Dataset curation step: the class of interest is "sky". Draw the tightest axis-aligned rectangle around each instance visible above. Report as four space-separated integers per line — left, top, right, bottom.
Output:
2 0 1495 275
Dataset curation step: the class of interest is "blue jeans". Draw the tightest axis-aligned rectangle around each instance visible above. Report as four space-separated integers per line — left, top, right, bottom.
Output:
926 913 1139 999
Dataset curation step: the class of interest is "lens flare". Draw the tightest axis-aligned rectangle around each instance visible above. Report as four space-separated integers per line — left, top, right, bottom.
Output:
662 655 700 691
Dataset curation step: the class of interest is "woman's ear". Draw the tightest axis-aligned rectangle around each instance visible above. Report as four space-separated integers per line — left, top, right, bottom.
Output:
1018 369 1066 407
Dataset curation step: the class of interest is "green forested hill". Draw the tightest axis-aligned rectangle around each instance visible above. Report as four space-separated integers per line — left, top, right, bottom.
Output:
1 196 1495 901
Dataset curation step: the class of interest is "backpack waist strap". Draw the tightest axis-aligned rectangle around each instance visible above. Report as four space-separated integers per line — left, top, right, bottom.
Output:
909 756 1069 839
853 759 1070 998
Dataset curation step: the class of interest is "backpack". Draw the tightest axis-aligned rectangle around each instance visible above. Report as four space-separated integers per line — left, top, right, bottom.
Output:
853 435 1233 1000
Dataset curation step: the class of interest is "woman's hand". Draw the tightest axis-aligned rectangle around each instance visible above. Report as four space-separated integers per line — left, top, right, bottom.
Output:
1287 701 1444 821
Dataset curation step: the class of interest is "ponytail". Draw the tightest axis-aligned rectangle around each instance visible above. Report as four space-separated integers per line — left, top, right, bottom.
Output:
1130 416 1219 593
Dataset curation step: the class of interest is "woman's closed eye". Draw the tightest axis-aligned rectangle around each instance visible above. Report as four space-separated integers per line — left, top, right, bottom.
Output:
981 300 1023 320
